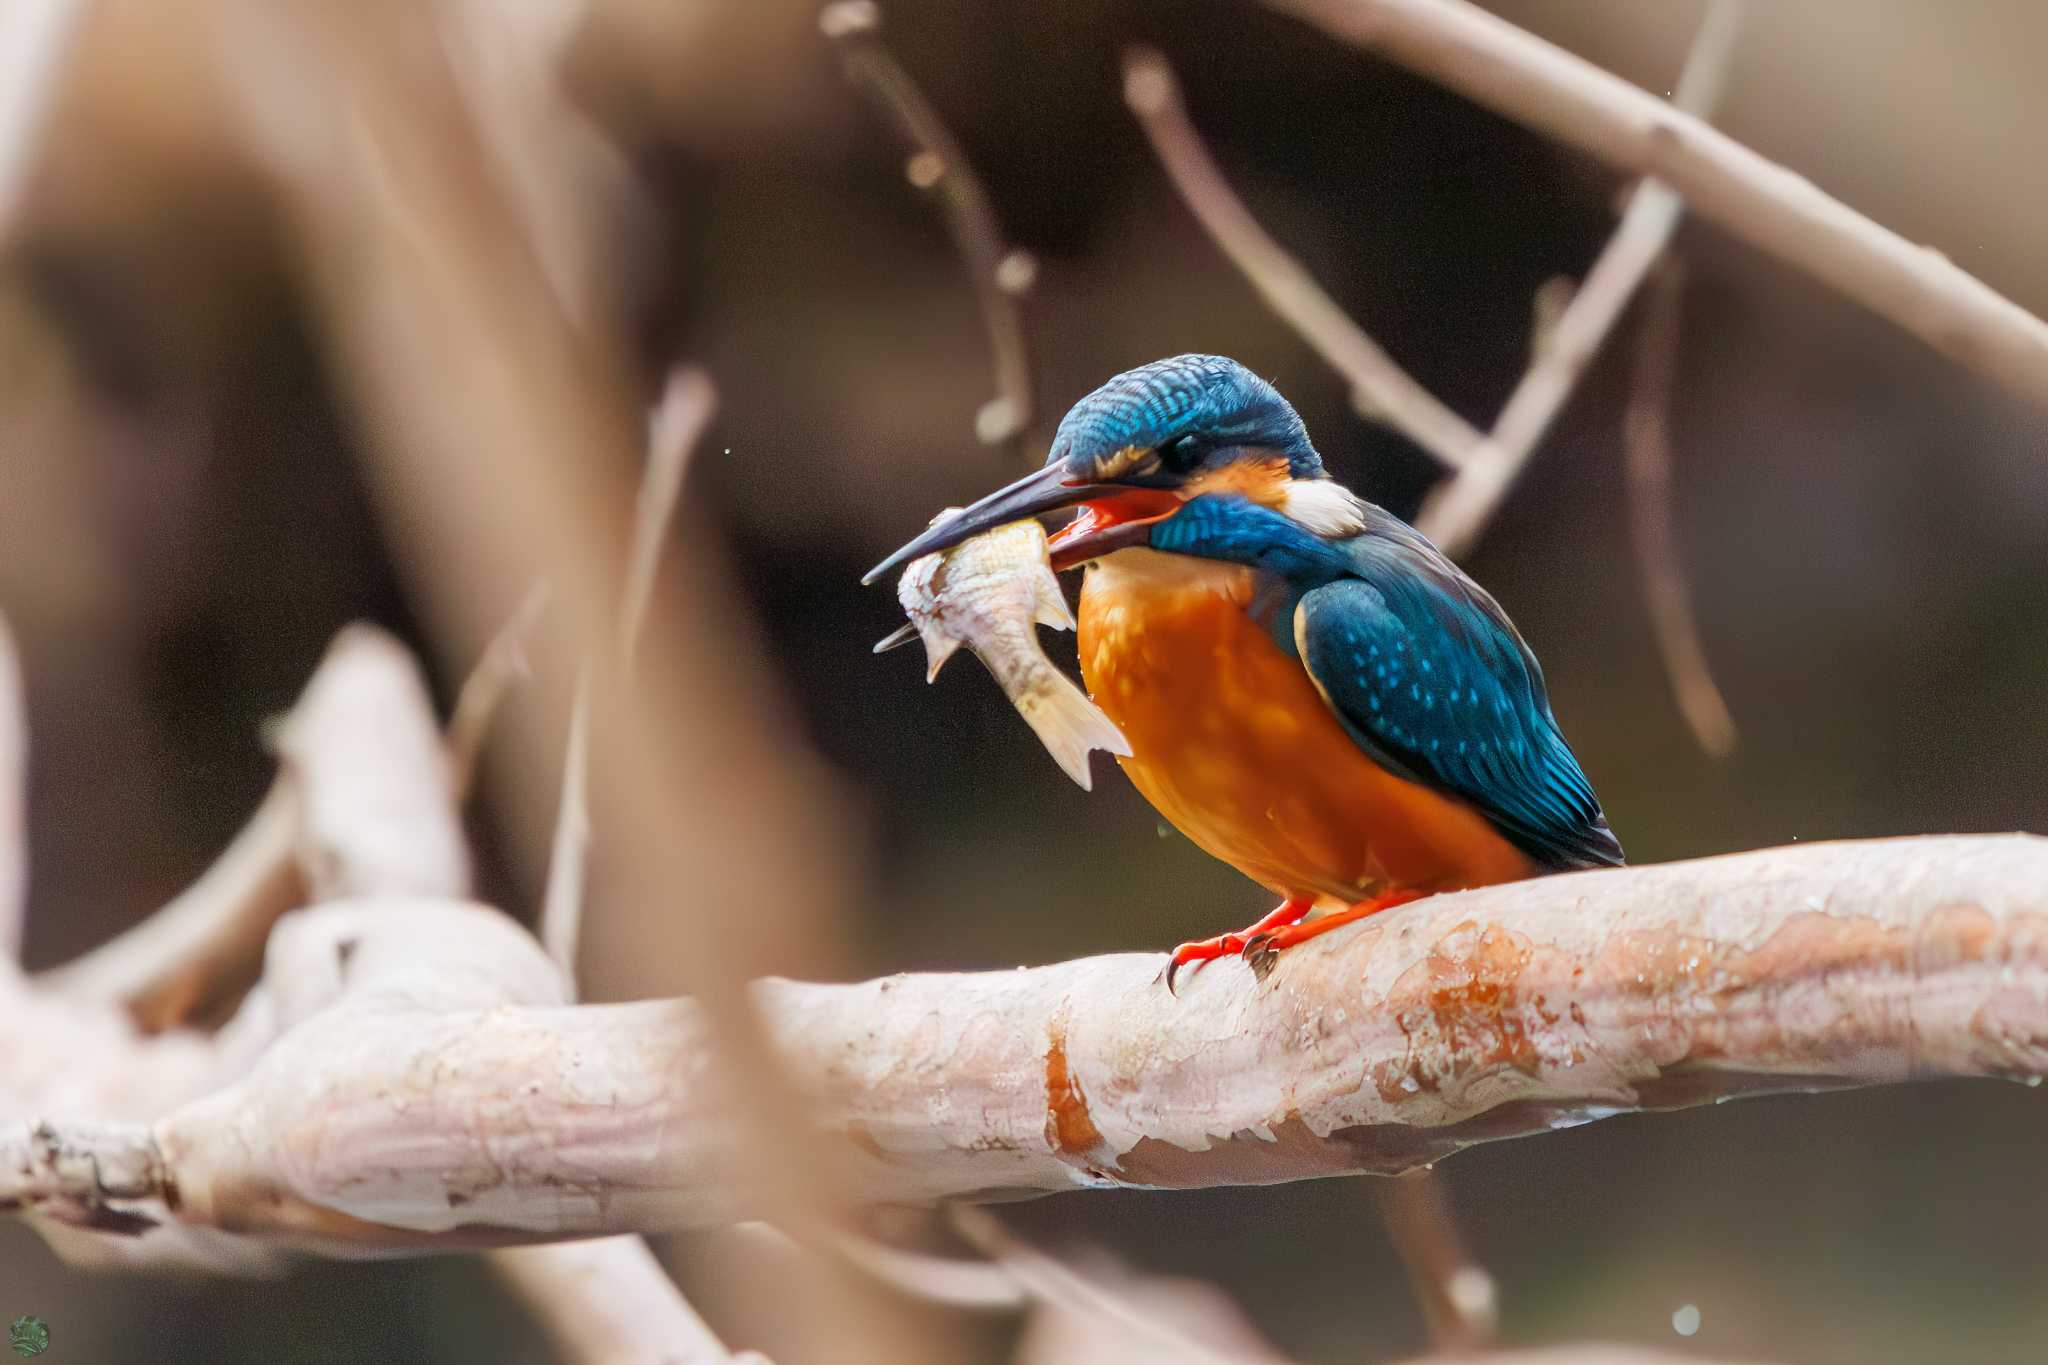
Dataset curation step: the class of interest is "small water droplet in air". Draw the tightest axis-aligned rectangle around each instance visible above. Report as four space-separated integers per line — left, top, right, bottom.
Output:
976 397 1021 444
1447 1267 1497 1322
1672 1304 1701 1337
995 250 1038 295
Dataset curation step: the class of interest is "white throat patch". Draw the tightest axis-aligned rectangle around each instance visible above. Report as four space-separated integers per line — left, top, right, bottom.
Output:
1280 478 1368 537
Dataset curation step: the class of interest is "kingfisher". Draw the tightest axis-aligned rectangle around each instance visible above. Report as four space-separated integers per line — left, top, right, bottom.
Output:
867 355 1622 990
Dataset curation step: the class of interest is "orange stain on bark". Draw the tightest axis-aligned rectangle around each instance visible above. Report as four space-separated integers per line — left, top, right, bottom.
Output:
1044 1011 1105 1160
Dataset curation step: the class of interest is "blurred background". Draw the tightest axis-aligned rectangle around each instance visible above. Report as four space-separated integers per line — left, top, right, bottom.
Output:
2 0 2046 1360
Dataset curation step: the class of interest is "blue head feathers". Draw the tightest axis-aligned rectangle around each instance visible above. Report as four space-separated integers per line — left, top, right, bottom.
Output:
1048 355 1323 481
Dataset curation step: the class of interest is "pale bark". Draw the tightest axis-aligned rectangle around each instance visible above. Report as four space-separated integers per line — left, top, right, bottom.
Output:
7 834 2042 1246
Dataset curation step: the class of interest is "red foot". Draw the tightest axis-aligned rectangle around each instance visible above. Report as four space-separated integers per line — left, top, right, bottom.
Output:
1243 888 1428 978
1163 896 1313 995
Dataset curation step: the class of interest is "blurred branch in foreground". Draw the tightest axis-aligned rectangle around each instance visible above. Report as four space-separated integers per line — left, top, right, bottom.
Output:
218 0 938 1356
1264 0 2048 411
540 367 717 980
0 0 86 236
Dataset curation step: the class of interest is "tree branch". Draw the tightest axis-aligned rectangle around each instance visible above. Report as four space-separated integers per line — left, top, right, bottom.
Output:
1262 0 2048 411
9 834 2042 1243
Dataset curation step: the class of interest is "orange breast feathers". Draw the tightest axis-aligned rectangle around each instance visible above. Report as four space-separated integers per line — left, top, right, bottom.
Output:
1076 551 1537 902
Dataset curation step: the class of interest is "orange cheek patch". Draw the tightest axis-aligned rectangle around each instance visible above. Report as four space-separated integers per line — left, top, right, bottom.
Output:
1182 456 1292 507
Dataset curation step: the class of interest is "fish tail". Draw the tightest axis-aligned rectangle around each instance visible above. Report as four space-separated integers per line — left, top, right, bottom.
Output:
1012 673 1132 790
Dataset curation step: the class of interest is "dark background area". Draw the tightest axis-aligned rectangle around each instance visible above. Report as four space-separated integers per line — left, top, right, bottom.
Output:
1 0 2045 1360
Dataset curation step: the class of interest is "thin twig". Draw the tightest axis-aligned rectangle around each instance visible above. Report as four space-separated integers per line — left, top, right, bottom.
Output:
1123 46 1483 472
539 671 591 978
1263 0 2048 411
1625 263 1737 757
1373 1171 1497 1352
539 366 717 982
821 0 1035 455
445 582 551 801
0 613 25 965
622 366 717 665
1415 0 1745 556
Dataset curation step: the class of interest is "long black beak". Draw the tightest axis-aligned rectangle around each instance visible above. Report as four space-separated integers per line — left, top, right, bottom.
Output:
861 462 1103 585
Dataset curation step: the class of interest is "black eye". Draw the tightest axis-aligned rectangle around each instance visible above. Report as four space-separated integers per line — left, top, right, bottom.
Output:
1160 434 1202 473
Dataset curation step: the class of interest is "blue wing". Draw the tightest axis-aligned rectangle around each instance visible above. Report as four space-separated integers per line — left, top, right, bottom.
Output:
1292 538 1623 870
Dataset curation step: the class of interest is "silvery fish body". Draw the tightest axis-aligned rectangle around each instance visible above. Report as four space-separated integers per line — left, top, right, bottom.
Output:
887 515 1131 789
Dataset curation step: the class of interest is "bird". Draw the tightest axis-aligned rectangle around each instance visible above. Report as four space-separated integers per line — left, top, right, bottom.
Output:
866 354 1622 991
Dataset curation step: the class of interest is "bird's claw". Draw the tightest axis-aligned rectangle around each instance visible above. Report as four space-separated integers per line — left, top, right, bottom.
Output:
1162 897 1318 995
1241 932 1280 981
1161 933 1248 996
